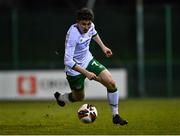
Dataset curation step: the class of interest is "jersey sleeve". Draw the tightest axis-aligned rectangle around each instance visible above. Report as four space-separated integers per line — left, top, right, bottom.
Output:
91 23 98 37
64 30 77 68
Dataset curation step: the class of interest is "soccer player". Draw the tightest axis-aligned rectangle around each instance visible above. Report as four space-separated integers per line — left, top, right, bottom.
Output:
54 8 128 125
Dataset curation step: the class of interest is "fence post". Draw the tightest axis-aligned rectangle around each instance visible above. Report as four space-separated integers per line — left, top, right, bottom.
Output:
165 5 173 97
12 8 19 69
137 0 146 97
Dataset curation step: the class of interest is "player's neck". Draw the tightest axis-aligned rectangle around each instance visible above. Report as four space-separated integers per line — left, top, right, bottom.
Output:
75 23 85 35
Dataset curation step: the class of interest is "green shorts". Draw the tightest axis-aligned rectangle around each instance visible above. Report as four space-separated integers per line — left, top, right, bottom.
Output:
66 58 106 91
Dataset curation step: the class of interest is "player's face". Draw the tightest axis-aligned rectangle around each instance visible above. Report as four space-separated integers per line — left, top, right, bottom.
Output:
77 20 91 33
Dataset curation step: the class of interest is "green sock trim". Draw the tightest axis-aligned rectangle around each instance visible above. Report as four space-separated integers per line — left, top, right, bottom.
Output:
107 88 117 93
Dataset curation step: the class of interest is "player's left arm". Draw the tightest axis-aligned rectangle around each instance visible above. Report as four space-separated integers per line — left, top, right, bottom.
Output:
92 34 113 58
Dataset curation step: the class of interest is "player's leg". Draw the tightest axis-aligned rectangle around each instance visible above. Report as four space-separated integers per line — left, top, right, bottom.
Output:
95 70 118 115
86 59 128 125
96 69 128 125
54 89 84 106
54 74 85 106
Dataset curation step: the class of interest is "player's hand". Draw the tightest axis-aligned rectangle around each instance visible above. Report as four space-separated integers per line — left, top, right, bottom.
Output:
102 46 113 57
85 71 98 80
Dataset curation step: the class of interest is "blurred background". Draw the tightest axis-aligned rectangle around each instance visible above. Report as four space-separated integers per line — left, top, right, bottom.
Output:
0 0 180 99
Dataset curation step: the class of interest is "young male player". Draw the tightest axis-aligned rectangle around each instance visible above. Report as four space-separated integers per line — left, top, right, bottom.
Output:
54 8 128 125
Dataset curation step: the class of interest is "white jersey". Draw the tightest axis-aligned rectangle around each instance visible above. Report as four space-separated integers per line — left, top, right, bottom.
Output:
64 23 97 76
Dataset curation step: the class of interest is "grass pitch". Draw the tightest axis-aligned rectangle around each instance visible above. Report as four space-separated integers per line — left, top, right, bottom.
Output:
0 98 180 135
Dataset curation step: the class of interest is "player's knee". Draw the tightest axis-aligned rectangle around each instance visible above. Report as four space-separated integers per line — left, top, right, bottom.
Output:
73 93 85 101
107 79 116 90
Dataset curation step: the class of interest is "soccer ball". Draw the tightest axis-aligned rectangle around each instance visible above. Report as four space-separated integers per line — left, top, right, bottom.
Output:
77 104 98 123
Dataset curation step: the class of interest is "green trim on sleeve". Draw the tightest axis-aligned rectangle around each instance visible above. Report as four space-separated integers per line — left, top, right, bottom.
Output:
72 63 77 69
92 33 98 38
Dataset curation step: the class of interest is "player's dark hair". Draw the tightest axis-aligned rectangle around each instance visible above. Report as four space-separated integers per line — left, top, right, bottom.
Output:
76 8 94 21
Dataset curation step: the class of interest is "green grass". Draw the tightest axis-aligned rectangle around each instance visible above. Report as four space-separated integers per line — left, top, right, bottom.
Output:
0 98 180 135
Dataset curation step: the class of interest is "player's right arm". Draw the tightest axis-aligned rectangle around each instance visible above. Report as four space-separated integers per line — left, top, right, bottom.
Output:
64 28 97 80
73 64 98 80
64 34 76 69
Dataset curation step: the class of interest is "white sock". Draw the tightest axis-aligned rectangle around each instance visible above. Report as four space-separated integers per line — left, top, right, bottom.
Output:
107 90 119 116
58 93 70 103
